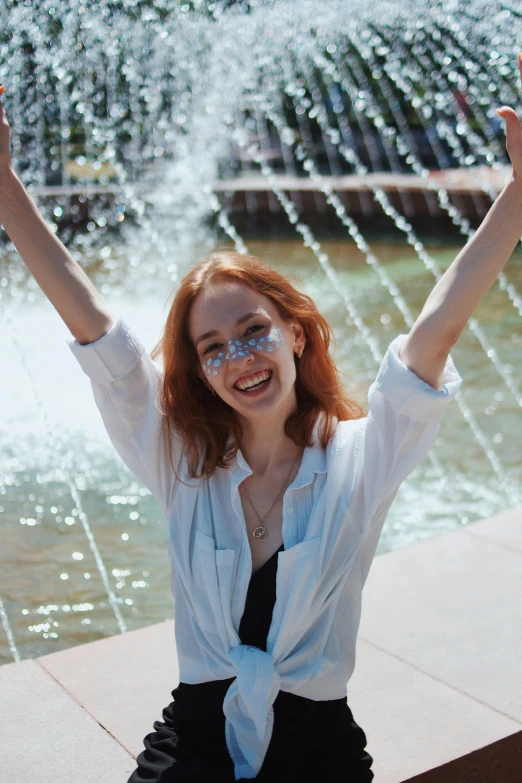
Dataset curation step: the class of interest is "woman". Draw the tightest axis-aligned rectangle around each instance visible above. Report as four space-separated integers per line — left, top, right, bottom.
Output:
1 54 522 780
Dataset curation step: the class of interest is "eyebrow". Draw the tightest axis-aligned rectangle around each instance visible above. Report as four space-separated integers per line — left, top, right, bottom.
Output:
195 311 263 347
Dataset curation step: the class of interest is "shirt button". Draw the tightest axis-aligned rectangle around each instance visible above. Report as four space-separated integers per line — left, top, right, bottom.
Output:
286 506 294 514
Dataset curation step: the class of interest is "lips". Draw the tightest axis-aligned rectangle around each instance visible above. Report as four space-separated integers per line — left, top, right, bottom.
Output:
234 369 272 391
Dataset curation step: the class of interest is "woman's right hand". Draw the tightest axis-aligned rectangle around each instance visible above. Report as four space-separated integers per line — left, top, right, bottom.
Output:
0 85 12 170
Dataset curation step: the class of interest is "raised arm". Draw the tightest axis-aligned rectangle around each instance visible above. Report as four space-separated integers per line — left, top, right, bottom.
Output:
398 54 522 391
0 86 114 344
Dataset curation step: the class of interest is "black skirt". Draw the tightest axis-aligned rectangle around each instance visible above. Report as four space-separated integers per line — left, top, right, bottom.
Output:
128 544 374 782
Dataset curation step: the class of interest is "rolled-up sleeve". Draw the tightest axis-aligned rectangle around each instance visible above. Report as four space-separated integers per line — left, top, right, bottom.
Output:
66 318 182 517
351 333 463 540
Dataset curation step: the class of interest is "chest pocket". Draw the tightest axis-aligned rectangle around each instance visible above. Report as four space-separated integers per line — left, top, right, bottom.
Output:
191 529 237 644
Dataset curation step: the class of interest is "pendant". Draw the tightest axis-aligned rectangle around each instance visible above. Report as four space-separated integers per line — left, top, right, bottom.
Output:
252 525 268 541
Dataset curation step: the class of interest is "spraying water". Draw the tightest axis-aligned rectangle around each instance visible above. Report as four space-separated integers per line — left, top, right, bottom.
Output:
1 0 521 662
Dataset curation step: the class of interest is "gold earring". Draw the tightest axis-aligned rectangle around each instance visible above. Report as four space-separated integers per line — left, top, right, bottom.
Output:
297 347 304 358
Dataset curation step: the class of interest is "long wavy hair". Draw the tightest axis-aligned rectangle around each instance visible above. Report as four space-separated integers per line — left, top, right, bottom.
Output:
150 250 366 480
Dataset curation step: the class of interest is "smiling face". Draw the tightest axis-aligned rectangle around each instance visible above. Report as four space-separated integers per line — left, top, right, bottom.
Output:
188 280 305 423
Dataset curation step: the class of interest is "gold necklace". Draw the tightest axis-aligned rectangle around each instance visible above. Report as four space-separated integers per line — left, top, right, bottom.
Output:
242 448 303 542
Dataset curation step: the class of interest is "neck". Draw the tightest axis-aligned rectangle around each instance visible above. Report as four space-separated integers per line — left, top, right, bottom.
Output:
238 412 301 476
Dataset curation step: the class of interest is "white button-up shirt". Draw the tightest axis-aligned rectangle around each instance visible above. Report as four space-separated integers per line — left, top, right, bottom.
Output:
67 317 462 780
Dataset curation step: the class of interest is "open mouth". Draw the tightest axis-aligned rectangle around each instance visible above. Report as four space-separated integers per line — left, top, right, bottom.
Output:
234 369 273 394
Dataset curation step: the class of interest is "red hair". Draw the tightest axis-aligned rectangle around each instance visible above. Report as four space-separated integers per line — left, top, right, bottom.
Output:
150 250 366 479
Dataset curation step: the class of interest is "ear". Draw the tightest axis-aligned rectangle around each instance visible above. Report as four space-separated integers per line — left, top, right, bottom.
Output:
288 319 305 354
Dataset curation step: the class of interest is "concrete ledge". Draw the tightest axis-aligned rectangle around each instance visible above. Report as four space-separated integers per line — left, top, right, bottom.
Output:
349 638 521 782
2 507 522 782
38 619 179 757
0 658 136 783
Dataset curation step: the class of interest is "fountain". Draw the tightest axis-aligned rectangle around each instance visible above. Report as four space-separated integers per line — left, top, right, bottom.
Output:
1 0 522 665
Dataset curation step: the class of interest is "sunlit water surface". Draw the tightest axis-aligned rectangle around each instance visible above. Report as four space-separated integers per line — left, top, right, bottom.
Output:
2 236 522 664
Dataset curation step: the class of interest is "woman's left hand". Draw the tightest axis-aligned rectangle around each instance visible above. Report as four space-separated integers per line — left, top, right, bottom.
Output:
496 54 522 180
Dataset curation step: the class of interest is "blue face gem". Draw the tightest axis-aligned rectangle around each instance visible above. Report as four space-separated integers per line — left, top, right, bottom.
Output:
201 325 285 376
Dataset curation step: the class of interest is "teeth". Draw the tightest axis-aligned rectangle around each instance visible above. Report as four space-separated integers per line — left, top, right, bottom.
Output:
235 370 271 390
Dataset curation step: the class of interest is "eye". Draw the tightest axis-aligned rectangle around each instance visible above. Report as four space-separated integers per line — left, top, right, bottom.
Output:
245 323 266 336
203 342 220 355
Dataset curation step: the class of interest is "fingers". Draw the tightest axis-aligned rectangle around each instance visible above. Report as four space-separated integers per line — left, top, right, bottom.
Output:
497 106 521 154
496 103 522 174
496 105 520 126
496 105 521 157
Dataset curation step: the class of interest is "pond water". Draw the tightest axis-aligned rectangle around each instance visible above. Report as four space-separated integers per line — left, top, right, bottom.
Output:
2 235 522 664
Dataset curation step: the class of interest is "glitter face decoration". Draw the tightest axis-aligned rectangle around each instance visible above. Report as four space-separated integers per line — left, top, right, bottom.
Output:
202 326 284 377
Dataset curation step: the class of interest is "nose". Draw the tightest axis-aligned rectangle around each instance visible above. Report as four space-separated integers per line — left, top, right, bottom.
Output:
227 346 255 369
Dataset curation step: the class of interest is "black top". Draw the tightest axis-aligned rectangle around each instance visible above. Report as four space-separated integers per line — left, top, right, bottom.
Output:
237 542 285 649
163 544 374 780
